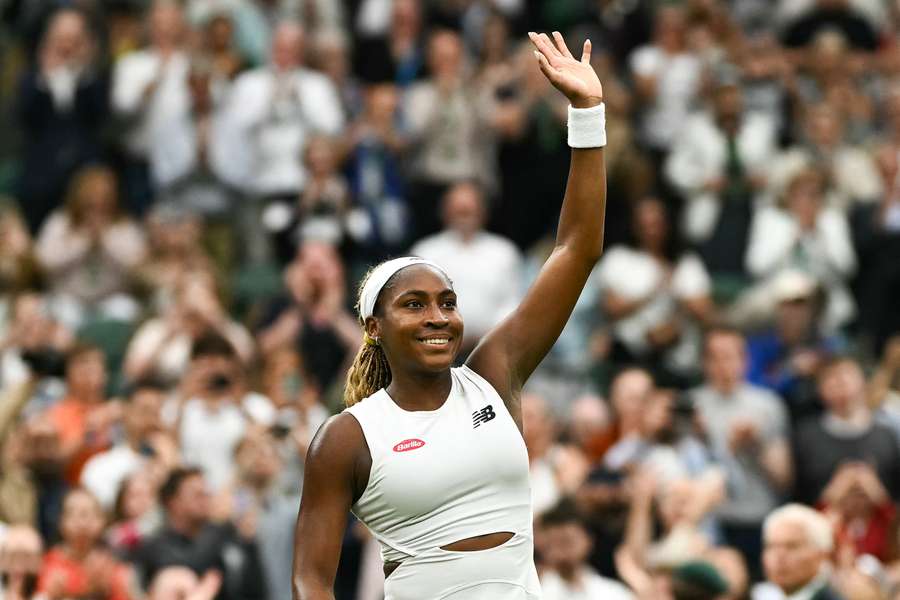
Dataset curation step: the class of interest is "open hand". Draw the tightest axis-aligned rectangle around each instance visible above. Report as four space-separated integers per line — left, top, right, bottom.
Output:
528 32 603 108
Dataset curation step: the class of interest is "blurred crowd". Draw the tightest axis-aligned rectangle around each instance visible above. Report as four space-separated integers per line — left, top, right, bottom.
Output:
1 0 900 598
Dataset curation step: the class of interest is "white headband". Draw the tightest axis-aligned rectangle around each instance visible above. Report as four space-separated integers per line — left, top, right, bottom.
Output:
358 257 449 320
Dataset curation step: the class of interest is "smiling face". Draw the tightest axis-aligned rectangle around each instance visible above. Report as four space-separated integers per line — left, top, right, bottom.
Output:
365 265 463 376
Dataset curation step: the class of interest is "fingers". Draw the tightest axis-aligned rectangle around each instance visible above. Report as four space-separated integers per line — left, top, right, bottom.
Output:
581 39 592 65
552 31 574 59
532 50 558 81
527 31 560 62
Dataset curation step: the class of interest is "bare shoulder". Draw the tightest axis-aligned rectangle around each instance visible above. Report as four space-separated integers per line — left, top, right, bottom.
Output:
305 412 371 503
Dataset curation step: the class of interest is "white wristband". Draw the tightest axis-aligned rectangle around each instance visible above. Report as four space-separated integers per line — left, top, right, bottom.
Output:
567 103 607 148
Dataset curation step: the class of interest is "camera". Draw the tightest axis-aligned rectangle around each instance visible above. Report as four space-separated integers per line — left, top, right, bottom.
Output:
207 373 232 392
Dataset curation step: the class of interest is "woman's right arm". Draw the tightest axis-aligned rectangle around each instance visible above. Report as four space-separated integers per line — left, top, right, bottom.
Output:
293 413 369 600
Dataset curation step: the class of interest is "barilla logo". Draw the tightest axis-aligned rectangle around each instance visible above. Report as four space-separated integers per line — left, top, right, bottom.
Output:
393 439 426 453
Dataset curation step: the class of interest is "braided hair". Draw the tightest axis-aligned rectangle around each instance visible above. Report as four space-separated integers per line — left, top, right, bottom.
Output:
343 266 394 406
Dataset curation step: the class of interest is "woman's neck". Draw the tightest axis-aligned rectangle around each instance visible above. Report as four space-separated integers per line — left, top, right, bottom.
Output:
386 369 453 411
63 540 94 561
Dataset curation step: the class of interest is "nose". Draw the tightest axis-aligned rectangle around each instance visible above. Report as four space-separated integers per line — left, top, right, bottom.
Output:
424 302 450 327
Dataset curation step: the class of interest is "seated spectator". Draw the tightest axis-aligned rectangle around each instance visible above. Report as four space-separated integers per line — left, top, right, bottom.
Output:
44 344 118 484
746 168 857 332
124 274 254 386
111 0 190 214
615 469 738 599
164 333 273 490
598 197 714 387
628 5 703 156
265 135 351 262
311 29 362 119
403 29 495 238
491 44 570 251
149 56 242 222
134 467 266 600
851 143 900 355
37 488 137 600
576 369 654 577
352 0 426 87
257 348 327 497
538 500 634 599
665 72 776 281
225 20 344 199
411 182 523 352
34 165 147 329
149 566 222 600
754 504 845 599
17 415 69 543
201 11 244 85
0 524 43 600
745 270 842 420
818 462 897 563
15 7 108 233
256 241 359 395
136 207 216 313
737 34 790 139
522 393 589 518
767 104 880 211
566 395 615 466
690 328 792 580
107 471 163 556
0 204 39 294
344 82 411 257
0 292 72 396
793 357 900 505
792 31 876 143
80 380 173 510
217 431 298 600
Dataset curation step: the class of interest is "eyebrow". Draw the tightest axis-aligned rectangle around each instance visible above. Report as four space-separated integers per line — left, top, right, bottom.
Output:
396 288 455 297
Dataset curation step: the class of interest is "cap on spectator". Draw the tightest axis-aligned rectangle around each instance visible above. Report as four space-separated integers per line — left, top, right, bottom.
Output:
772 269 817 303
672 560 730 596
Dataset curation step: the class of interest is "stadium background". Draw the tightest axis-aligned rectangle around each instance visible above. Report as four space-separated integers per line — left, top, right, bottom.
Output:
1 0 900 598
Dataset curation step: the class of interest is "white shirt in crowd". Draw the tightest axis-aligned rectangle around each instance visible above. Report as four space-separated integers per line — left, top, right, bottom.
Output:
751 573 831 600
665 109 777 242
80 445 144 510
745 204 857 329
112 50 191 157
540 567 634 600
149 104 248 199
597 246 711 371
403 83 494 186
224 67 344 195
629 45 703 150
411 230 522 342
164 392 275 490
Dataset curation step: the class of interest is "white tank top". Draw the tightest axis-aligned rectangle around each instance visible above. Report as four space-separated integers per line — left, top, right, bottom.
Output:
345 365 533 563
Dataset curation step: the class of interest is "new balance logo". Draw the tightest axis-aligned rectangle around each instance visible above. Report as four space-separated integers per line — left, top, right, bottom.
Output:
472 405 496 428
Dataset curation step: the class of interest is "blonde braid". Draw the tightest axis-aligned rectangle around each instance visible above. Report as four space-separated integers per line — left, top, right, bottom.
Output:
343 265 394 407
343 340 392 407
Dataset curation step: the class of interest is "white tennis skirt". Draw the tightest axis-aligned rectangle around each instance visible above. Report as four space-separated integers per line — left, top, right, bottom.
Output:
383 533 542 600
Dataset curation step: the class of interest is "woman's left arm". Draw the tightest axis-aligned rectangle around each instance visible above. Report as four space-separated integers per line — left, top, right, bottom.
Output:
468 32 606 415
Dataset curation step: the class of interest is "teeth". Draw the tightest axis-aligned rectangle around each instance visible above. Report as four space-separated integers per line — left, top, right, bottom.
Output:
421 338 449 345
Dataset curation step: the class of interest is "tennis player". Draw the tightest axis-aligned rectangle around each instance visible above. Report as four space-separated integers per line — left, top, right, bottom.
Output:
293 31 607 600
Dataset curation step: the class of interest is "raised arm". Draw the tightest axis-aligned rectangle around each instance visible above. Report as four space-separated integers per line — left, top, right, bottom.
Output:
468 32 606 411
292 414 369 600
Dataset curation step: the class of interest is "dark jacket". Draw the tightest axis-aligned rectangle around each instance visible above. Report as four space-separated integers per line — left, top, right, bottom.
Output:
811 584 846 600
134 522 267 600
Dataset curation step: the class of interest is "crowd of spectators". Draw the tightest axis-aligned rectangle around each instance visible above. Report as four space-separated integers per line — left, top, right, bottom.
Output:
1 0 900 598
